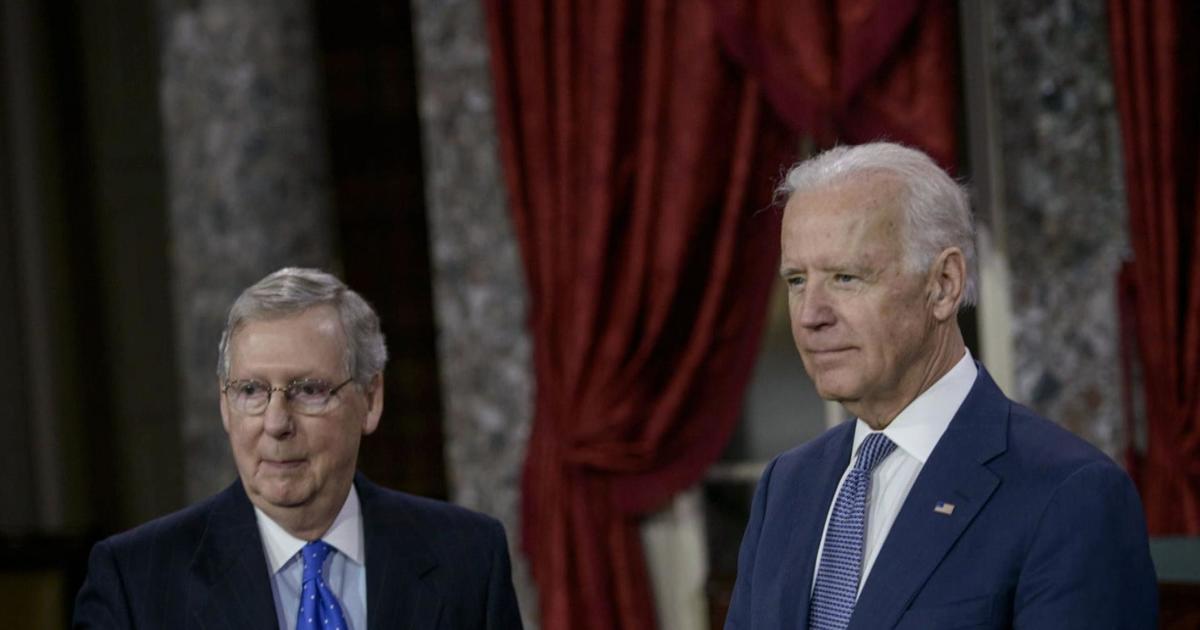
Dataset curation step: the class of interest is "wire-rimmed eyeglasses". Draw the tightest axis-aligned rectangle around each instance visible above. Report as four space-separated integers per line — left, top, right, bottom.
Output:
222 377 355 415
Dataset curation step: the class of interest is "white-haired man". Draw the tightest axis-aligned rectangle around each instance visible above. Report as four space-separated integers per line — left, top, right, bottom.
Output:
725 143 1156 629
75 267 522 629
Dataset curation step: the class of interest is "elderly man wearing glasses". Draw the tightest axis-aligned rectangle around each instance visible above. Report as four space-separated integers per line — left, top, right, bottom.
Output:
74 267 523 630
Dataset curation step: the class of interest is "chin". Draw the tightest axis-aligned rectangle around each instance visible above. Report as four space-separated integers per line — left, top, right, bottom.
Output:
262 491 313 509
255 479 313 507
814 381 862 405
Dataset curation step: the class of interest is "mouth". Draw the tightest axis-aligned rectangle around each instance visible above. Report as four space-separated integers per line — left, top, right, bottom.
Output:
805 347 854 356
803 347 856 365
260 458 307 471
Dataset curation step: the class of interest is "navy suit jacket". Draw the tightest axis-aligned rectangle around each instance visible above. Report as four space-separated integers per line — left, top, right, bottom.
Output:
725 367 1157 629
74 473 523 629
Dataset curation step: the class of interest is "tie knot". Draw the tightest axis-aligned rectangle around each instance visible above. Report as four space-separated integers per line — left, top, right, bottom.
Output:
301 540 334 581
854 432 897 472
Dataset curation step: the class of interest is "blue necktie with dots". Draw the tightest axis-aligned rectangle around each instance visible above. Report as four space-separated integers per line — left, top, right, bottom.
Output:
808 432 897 630
297 540 348 630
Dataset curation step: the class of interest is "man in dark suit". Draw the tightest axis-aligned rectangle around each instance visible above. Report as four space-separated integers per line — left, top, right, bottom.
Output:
75 267 523 629
725 143 1157 629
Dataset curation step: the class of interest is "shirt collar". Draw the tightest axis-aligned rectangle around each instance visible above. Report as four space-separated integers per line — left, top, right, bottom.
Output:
852 350 978 464
254 484 366 574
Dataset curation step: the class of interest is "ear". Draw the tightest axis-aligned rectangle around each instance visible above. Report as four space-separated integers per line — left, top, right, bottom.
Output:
219 379 232 434
927 246 966 321
361 373 384 436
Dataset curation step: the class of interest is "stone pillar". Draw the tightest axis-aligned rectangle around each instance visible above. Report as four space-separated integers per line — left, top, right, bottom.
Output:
158 0 336 502
409 0 538 624
989 0 1128 457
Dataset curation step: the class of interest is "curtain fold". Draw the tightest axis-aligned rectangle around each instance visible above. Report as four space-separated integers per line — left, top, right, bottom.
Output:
1109 0 1200 534
485 1 793 627
708 0 959 169
486 0 963 626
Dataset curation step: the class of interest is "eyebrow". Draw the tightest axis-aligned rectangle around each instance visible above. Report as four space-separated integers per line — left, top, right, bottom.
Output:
228 372 334 384
779 261 874 277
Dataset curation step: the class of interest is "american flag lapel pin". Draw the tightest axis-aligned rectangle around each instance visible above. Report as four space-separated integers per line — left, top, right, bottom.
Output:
933 501 956 515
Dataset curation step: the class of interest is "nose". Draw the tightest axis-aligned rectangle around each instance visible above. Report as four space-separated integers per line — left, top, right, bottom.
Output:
261 391 294 439
794 284 836 331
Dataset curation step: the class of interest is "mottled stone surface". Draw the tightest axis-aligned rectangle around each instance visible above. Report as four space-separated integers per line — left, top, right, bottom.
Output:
409 0 538 624
991 0 1128 457
158 0 336 502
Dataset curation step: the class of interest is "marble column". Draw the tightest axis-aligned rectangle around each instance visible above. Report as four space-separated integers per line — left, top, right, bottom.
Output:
409 0 538 625
989 0 1128 457
158 0 336 502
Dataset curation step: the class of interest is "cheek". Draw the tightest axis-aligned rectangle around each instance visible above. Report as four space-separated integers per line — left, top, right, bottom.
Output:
789 315 805 348
316 419 362 460
227 429 260 474
340 426 365 457
786 299 802 331
227 421 255 450
875 308 929 363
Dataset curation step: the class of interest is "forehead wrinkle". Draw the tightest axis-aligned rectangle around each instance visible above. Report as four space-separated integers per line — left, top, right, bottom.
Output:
782 215 896 270
228 307 349 380
781 174 910 279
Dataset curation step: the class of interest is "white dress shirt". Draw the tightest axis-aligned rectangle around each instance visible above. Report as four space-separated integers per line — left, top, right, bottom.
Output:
811 350 978 596
255 487 368 630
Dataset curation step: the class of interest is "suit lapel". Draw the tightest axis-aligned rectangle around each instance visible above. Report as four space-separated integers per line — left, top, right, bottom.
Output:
358 474 442 630
189 482 279 630
777 423 855 629
849 367 1010 630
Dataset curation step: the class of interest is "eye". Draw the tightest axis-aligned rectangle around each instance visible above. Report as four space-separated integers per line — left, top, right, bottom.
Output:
290 379 332 400
833 273 858 284
785 274 806 288
235 379 261 393
233 380 268 397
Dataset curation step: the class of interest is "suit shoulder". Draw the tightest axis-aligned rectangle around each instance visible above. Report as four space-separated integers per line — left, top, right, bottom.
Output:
1003 402 1126 483
364 484 506 543
358 483 522 627
368 484 502 526
98 489 224 556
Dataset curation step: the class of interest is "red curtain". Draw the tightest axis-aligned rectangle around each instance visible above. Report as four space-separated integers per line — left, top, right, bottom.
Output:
485 1 794 628
709 0 959 169
1109 0 1200 534
485 0 961 627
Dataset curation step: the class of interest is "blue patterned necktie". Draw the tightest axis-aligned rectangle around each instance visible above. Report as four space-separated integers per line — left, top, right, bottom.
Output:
808 432 898 630
297 540 348 630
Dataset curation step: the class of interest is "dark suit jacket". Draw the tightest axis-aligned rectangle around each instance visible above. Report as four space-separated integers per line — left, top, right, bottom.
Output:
74 473 523 629
725 366 1158 629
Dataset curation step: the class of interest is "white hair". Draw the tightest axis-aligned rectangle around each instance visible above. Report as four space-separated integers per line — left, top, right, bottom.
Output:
217 267 388 384
777 142 977 306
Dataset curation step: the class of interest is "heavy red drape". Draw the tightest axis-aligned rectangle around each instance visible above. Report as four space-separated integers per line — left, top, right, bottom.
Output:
1109 0 1200 534
486 0 961 626
709 0 959 169
485 2 794 627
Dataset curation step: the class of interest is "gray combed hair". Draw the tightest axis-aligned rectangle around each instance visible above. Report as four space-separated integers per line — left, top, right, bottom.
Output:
217 267 388 384
777 142 977 307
